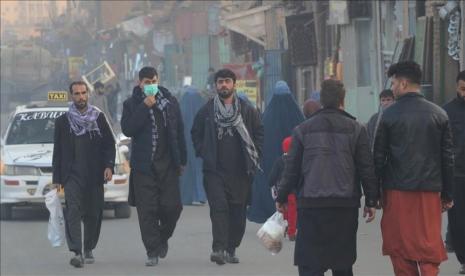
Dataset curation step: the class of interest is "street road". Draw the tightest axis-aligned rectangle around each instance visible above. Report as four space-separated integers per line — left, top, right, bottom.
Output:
0 205 461 276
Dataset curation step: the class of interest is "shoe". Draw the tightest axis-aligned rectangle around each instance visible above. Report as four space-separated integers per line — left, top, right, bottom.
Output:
225 251 239 264
210 250 225 265
84 250 94 264
70 254 84 268
145 256 159 266
159 242 168 259
459 264 465 275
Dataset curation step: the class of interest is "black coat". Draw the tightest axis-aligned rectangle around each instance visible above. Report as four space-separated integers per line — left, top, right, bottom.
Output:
277 108 379 208
191 97 264 176
52 112 116 186
121 86 187 206
443 95 465 177
374 92 455 200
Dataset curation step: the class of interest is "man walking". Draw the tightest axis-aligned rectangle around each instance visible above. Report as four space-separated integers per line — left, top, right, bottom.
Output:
121 66 186 266
443 70 465 274
53 81 116 268
191 68 263 265
276 79 379 276
90 81 112 124
374 61 455 275
366 89 394 149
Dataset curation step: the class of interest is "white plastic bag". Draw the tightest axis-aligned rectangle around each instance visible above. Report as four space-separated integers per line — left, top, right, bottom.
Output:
45 189 65 247
257 211 287 254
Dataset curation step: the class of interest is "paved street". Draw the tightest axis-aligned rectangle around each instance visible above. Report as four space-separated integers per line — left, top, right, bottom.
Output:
0 205 461 276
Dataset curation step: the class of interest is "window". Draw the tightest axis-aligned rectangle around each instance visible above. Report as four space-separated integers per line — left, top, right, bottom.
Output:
6 111 65 145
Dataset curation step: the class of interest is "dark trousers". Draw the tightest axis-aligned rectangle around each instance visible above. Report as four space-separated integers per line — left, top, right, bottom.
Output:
449 177 465 264
64 176 104 255
133 169 182 258
204 174 247 252
298 266 353 276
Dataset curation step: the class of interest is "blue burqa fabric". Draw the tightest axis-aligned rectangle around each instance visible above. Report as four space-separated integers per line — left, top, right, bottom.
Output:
247 81 305 223
179 86 207 204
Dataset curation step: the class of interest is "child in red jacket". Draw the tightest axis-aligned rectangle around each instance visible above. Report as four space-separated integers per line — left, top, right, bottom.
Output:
269 136 297 241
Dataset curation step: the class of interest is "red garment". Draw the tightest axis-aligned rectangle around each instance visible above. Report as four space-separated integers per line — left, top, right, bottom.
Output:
390 255 440 276
283 193 297 238
282 136 292 153
381 190 447 264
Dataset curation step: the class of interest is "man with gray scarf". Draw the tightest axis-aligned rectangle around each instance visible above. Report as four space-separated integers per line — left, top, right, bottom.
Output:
191 69 264 265
53 81 115 268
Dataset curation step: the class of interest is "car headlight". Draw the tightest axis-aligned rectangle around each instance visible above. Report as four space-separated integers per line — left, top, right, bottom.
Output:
3 165 41 176
114 164 129 175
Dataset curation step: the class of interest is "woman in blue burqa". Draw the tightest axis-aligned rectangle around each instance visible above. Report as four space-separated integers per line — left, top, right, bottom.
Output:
179 86 207 205
247 81 304 223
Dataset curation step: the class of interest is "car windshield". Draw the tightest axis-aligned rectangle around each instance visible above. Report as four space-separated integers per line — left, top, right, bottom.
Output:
5 111 66 145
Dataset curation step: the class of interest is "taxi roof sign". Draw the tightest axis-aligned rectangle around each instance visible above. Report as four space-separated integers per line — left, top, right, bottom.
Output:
48 91 68 101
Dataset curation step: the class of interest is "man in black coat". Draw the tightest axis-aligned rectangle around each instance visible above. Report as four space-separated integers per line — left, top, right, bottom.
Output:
121 66 187 266
191 69 263 265
443 70 465 275
374 61 454 275
366 89 394 150
276 79 379 276
53 81 116 268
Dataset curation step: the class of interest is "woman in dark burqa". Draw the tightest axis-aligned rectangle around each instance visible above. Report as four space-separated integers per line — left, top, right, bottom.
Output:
247 80 305 223
179 86 207 205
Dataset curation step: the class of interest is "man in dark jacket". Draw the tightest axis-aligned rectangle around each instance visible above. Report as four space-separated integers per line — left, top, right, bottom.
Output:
53 81 116 268
443 70 465 275
276 79 379 276
121 66 187 266
191 69 263 265
374 61 454 275
366 89 394 150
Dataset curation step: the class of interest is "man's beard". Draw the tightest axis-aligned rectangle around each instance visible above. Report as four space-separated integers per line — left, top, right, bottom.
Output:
218 88 234 99
75 101 87 111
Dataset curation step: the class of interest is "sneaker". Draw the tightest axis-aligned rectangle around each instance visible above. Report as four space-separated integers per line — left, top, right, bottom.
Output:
84 250 94 264
225 251 239 264
459 264 465 275
70 254 84 268
145 256 158 266
210 250 225 265
159 242 168 259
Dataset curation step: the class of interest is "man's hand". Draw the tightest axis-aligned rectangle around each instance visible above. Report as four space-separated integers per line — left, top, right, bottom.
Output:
104 168 113 182
178 166 185 176
143 95 156 108
275 202 287 214
363 206 376 223
442 200 454 212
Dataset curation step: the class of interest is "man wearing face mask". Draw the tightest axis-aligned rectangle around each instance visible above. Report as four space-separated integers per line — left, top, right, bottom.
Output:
53 81 115 268
191 69 264 265
121 66 187 266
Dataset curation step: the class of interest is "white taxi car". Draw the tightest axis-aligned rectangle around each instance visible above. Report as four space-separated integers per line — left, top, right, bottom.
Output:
0 101 131 219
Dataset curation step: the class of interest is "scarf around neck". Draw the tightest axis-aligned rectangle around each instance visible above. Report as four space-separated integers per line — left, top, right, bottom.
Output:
67 103 101 137
213 94 261 172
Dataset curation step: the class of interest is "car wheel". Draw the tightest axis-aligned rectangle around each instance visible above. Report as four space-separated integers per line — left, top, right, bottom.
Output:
0 204 13 220
114 203 131 218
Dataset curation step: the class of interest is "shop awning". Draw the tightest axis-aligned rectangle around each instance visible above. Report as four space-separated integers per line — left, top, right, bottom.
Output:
220 5 273 46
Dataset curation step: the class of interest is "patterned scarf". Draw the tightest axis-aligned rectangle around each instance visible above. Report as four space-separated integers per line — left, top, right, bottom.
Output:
213 94 261 171
146 90 170 160
67 103 101 137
